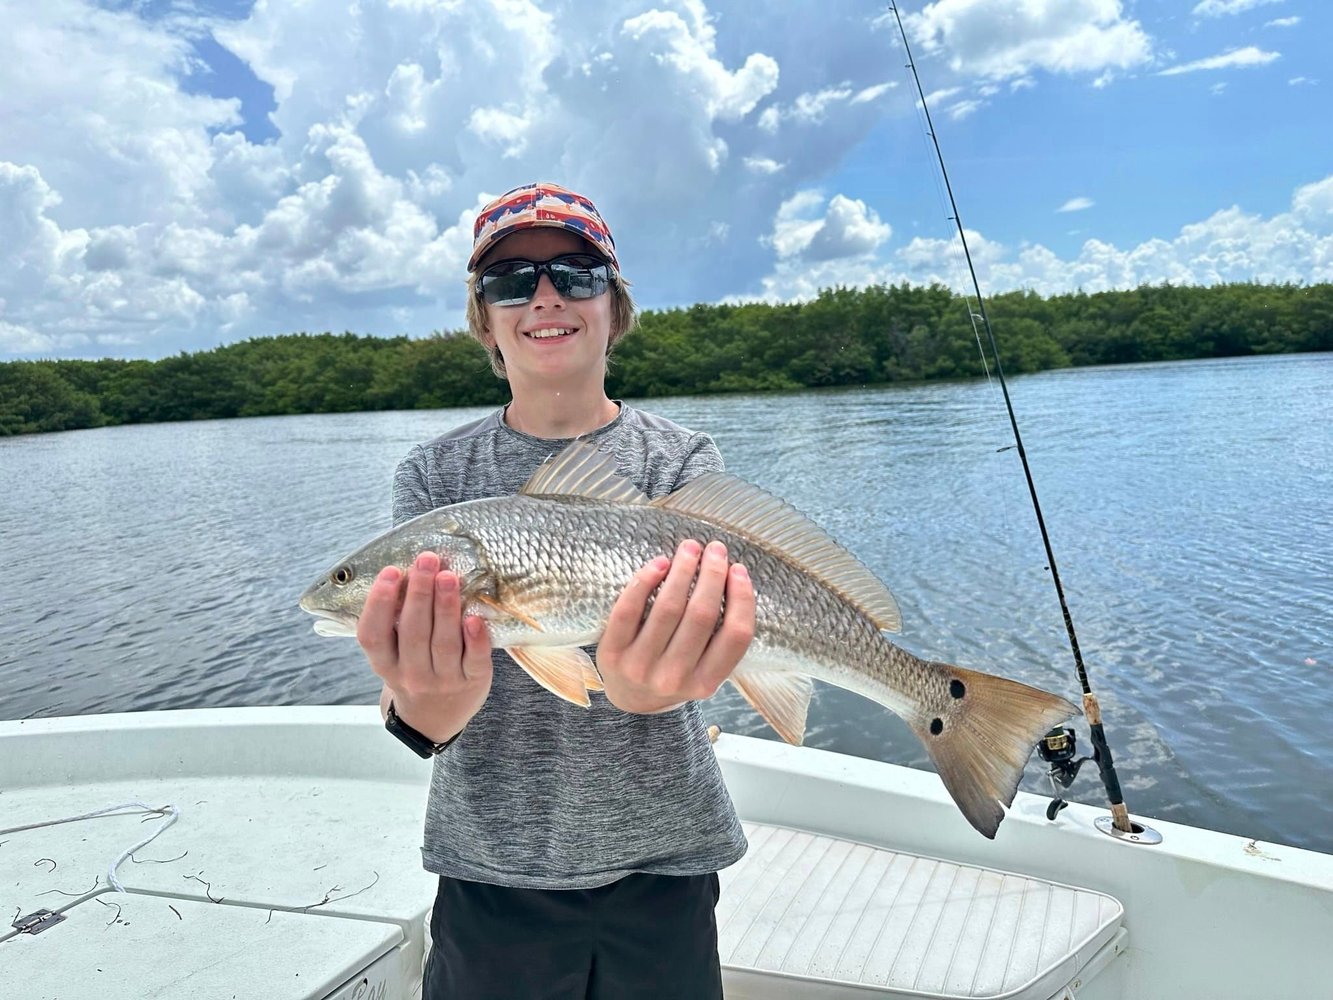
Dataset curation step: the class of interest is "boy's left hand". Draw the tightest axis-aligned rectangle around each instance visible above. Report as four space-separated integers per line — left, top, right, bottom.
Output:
596 539 755 714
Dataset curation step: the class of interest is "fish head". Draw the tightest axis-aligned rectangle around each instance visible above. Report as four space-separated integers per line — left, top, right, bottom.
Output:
298 514 485 637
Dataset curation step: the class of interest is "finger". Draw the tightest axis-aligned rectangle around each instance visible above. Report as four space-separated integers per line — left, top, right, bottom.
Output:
429 570 464 679
396 551 441 669
601 555 672 653
461 615 494 683
692 563 757 696
357 565 403 673
662 540 730 666
634 539 704 654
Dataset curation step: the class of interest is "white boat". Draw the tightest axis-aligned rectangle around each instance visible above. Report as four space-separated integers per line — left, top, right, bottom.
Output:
3 706 1330 999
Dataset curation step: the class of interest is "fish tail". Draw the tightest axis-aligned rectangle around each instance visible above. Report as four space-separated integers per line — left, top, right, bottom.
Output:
911 663 1080 839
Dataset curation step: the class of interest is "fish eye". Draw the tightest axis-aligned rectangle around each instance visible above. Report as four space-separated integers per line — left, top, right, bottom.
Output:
331 565 355 586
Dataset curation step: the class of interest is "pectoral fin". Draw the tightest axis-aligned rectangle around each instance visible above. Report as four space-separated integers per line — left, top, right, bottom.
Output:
729 668 814 746
475 594 544 632
507 646 597 707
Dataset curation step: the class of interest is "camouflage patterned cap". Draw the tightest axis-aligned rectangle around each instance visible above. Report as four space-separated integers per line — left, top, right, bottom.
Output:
468 182 619 272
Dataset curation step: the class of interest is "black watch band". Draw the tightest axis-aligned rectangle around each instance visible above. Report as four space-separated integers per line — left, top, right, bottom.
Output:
385 701 461 758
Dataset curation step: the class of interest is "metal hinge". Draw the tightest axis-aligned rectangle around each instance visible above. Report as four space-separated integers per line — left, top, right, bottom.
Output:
12 909 66 935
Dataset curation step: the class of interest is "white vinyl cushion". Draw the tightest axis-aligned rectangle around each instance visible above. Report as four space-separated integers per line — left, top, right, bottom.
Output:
718 823 1124 1000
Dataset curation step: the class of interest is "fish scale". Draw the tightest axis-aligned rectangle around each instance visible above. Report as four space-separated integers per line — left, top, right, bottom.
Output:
457 497 886 681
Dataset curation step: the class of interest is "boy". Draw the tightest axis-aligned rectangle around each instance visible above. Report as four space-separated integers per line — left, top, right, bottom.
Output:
356 183 755 999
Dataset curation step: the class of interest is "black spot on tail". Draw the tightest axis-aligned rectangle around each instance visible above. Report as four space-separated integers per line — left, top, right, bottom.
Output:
950 679 966 699
930 718 944 736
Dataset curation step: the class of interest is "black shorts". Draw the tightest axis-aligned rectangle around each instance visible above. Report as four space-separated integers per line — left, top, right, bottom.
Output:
422 871 724 1000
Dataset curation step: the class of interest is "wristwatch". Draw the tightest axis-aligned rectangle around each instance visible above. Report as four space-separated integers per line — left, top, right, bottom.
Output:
385 701 461 758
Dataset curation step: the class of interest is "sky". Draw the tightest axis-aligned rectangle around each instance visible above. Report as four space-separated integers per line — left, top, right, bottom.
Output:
2 0 1329 361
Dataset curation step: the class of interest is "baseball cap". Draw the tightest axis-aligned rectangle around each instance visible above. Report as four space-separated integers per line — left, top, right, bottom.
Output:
467 182 619 272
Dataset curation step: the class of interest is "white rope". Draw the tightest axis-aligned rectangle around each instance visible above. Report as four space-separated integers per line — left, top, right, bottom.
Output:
0 801 181 893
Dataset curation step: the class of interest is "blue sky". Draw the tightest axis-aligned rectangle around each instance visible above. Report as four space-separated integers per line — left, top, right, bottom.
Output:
2 0 1329 360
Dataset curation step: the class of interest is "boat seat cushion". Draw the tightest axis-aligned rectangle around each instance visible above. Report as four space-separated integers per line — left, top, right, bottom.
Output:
718 823 1124 1000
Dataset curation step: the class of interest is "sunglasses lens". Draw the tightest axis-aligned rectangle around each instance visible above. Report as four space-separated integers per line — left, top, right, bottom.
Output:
551 261 609 300
479 262 539 306
480 256 610 305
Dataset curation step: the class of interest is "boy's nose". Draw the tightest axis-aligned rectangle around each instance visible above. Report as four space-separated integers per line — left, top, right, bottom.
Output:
530 273 566 306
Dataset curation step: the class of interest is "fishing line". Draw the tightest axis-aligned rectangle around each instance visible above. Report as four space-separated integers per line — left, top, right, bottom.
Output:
901 74 992 381
885 3 1134 835
894 41 1020 549
1 802 181 892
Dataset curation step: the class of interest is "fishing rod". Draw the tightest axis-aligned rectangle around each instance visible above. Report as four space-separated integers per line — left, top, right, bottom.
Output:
885 4 1139 838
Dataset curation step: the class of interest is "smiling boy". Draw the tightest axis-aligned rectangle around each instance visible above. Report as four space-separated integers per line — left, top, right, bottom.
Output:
356 183 754 999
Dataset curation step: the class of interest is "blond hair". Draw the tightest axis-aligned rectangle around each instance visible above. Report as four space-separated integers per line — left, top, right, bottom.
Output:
465 268 638 379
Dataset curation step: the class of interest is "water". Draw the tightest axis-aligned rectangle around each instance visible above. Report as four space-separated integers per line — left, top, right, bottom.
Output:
2 354 1330 852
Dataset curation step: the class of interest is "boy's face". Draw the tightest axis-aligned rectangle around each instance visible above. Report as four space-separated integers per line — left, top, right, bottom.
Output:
479 228 614 387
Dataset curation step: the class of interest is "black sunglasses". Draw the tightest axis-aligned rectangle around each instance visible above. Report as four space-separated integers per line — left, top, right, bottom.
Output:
476 254 612 306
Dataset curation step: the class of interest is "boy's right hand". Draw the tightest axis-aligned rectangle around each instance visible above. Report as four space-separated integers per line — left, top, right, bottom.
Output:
358 551 493 744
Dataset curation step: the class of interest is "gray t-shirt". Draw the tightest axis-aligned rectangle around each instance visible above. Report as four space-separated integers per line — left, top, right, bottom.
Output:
391 403 748 889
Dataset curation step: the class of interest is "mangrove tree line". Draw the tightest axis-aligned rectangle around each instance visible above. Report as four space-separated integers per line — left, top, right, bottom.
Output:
2 281 1330 436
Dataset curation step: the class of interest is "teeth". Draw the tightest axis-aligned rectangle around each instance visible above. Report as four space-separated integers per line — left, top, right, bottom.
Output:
528 328 574 339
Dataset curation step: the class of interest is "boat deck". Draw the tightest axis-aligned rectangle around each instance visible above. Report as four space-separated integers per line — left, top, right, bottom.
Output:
1 773 435 998
2 709 438 999
7 707 1332 1000
1 708 1122 1000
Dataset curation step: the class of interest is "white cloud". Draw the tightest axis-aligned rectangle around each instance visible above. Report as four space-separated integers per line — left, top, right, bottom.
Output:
1264 16 1301 28
1192 0 1284 17
922 87 962 106
792 86 854 122
1158 47 1280 76
766 191 891 263
752 173 1333 301
904 0 1153 82
468 107 533 158
621 8 779 121
385 62 437 135
744 157 785 175
0 0 240 231
3 0 843 358
1058 197 1094 213
1291 175 1333 222
851 82 896 104
946 99 983 120
0 320 54 355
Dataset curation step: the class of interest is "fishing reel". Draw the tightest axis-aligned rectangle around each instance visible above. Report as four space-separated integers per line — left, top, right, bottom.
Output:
1037 727 1093 821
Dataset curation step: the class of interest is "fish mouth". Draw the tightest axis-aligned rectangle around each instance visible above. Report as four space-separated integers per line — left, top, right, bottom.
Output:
301 603 359 638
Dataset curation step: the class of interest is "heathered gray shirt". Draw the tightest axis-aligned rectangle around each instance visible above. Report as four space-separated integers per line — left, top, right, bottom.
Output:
391 403 748 889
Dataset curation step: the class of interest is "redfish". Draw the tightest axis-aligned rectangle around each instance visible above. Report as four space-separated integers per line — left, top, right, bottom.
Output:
299 441 1077 838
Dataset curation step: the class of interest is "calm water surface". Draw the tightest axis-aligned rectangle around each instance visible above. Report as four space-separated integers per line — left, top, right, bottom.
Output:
2 354 1330 852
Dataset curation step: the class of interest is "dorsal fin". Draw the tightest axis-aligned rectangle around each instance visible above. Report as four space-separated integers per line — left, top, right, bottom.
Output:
654 473 902 632
521 441 650 504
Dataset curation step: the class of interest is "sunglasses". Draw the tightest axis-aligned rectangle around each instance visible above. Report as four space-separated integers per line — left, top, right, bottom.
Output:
476 254 612 306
